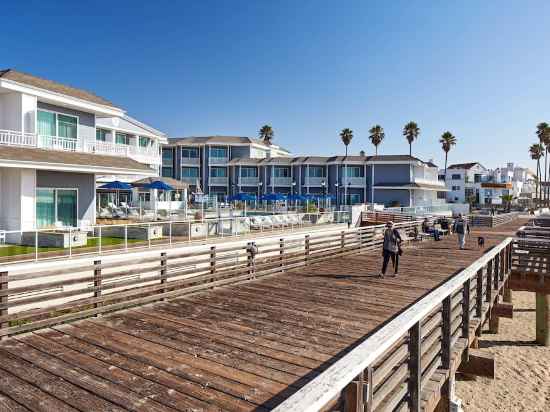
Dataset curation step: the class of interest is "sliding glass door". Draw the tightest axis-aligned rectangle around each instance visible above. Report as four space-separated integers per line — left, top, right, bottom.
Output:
36 188 78 228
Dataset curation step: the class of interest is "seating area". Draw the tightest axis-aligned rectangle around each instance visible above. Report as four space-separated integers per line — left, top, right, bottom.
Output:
248 213 305 230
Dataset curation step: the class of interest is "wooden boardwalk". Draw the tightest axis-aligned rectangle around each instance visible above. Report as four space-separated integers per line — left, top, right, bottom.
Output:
0 220 525 412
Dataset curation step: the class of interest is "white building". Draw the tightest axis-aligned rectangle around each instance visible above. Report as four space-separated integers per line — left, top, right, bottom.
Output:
440 162 491 204
0 69 164 233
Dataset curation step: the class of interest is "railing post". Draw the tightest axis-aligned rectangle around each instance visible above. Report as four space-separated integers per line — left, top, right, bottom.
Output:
160 252 167 299
210 246 216 282
493 253 500 291
476 268 483 321
1 271 7 340
279 238 284 271
69 228 72 258
408 322 421 412
500 249 505 281
365 366 374 412
343 371 365 412
462 279 471 361
305 235 310 265
169 222 172 246
35 229 39 261
93 260 102 316
486 260 493 304
442 296 452 370
341 230 345 250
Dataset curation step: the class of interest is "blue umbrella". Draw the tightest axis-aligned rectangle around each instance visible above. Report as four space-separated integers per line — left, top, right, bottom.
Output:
228 193 256 202
261 193 287 202
144 180 174 191
99 181 132 190
287 194 307 202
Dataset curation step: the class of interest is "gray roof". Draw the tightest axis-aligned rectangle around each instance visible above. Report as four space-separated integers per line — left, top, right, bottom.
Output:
167 136 290 152
0 69 117 108
448 162 483 170
123 115 166 137
0 146 152 172
133 176 188 190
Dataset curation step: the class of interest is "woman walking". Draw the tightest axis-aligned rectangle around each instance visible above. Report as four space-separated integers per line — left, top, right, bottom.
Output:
379 221 403 278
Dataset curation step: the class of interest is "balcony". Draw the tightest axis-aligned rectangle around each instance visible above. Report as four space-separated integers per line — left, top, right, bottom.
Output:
0 129 161 164
272 177 292 186
239 176 259 186
181 156 200 165
209 176 228 186
209 156 229 166
412 176 446 188
305 177 326 186
181 176 200 185
343 176 365 186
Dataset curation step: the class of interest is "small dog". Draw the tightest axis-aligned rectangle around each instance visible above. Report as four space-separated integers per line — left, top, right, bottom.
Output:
477 236 485 249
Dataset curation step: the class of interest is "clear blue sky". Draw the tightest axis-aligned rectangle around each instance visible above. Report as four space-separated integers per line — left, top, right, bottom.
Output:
3 0 550 170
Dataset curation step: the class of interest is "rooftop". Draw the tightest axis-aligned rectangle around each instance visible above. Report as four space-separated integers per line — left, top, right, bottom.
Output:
0 69 118 109
168 136 290 152
447 162 484 170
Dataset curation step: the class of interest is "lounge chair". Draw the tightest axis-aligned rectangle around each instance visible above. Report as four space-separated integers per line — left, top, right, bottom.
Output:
250 216 263 230
272 215 287 227
98 207 113 219
0 230 5 244
261 216 276 229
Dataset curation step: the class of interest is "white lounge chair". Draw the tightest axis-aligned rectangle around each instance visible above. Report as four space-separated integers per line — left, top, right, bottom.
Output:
261 216 276 229
250 216 263 230
98 207 113 219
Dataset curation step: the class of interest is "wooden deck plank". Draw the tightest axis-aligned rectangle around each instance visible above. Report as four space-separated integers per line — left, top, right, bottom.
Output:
0 219 524 411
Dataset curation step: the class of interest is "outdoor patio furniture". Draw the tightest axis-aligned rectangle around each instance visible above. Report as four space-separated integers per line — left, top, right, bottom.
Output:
250 216 263 230
0 230 5 244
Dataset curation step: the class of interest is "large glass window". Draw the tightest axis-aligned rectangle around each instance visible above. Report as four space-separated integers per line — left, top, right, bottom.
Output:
273 167 290 177
210 167 227 177
36 188 77 228
182 147 199 158
210 147 228 158
116 132 130 145
240 167 258 178
162 167 174 177
345 166 362 177
182 167 199 177
139 136 151 147
451 174 461 180
96 128 108 141
162 148 174 164
308 166 325 178
37 110 78 138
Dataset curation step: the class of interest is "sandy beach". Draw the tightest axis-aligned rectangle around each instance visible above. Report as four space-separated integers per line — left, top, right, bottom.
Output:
455 291 550 411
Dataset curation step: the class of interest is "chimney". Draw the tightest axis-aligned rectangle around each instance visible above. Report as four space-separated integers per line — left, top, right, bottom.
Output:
359 150 366 157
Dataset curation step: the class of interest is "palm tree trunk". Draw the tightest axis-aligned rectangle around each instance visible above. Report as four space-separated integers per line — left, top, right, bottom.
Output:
345 145 348 157
409 143 412 157
545 148 548 204
444 152 448 182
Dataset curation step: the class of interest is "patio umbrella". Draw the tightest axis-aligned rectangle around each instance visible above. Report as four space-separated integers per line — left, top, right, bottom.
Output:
260 193 287 202
144 180 174 191
228 193 256 202
99 181 132 206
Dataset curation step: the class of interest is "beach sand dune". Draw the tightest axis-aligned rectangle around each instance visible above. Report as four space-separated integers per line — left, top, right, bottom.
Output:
456 291 550 411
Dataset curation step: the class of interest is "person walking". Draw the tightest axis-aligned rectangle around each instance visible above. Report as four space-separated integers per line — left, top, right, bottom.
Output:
379 221 402 278
453 214 470 249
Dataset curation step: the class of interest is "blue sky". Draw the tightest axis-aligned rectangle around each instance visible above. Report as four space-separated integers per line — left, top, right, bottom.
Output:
3 1 550 170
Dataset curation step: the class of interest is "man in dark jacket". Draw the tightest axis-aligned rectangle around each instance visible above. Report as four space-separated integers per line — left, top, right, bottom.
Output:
453 214 470 249
379 221 402 278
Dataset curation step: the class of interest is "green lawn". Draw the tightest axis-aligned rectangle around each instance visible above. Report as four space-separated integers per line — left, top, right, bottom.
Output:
0 236 147 258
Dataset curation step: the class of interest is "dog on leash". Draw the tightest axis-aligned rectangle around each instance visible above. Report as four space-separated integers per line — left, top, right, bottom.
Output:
477 236 485 249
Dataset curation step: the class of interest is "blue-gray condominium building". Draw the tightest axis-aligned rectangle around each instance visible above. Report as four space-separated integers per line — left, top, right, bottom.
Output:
161 136 446 207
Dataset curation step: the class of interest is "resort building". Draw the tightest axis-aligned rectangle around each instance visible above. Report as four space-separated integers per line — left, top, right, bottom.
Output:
0 69 165 233
162 137 446 207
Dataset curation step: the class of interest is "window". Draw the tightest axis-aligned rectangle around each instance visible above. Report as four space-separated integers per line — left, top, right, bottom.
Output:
210 147 228 158
162 148 174 164
273 167 290 177
345 166 361 177
210 167 227 177
162 167 174 178
308 166 324 178
182 147 199 158
452 186 461 191
349 194 361 204
37 110 78 139
451 174 461 180
116 132 130 145
240 167 258 178
474 174 482 183
438 174 445 181
139 136 151 147
96 128 108 142
36 188 77 228
182 167 199 177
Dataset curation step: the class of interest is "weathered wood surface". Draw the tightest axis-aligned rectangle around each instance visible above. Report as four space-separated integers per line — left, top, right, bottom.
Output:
0 220 524 411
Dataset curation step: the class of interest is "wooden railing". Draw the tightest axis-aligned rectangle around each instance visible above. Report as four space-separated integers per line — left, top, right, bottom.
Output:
0 221 419 339
362 211 417 225
273 237 513 412
468 212 520 227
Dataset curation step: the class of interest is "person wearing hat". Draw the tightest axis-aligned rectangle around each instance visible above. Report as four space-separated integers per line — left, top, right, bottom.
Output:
379 221 403 278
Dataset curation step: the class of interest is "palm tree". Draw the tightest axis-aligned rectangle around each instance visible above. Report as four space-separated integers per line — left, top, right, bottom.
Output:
259 125 274 145
536 122 550 203
530 143 544 207
368 125 385 155
439 131 457 182
403 121 420 156
339 128 353 157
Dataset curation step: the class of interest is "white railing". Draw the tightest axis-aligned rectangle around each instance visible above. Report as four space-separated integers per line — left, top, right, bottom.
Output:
272 177 292 186
305 177 326 186
240 176 260 186
343 176 365 186
412 176 446 187
0 129 160 162
0 129 36 147
181 157 200 165
209 156 229 165
209 176 228 186
181 176 200 184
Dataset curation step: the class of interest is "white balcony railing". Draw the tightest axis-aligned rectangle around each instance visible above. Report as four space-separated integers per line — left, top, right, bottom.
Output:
0 129 160 164
343 176 365 186
181 157 200 165
305 176 326 186
239 176 259 186
209 176 228 186
209 156 229 165
272 177 292 186
181 176 200 185
412 177 446 188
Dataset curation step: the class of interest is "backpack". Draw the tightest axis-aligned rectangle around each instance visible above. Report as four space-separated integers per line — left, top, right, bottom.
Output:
455 220 465 234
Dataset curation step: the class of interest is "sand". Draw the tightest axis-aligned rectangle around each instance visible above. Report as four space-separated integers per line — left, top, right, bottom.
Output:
455 291 550 411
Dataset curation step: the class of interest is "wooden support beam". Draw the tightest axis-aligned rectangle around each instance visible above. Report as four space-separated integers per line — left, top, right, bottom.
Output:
509 272 550 294
0 271 7 341
457 350 495 379
536 292 550 346
489 311 500 334
343 372 365 412
503 286 513 303
493 302 513 319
